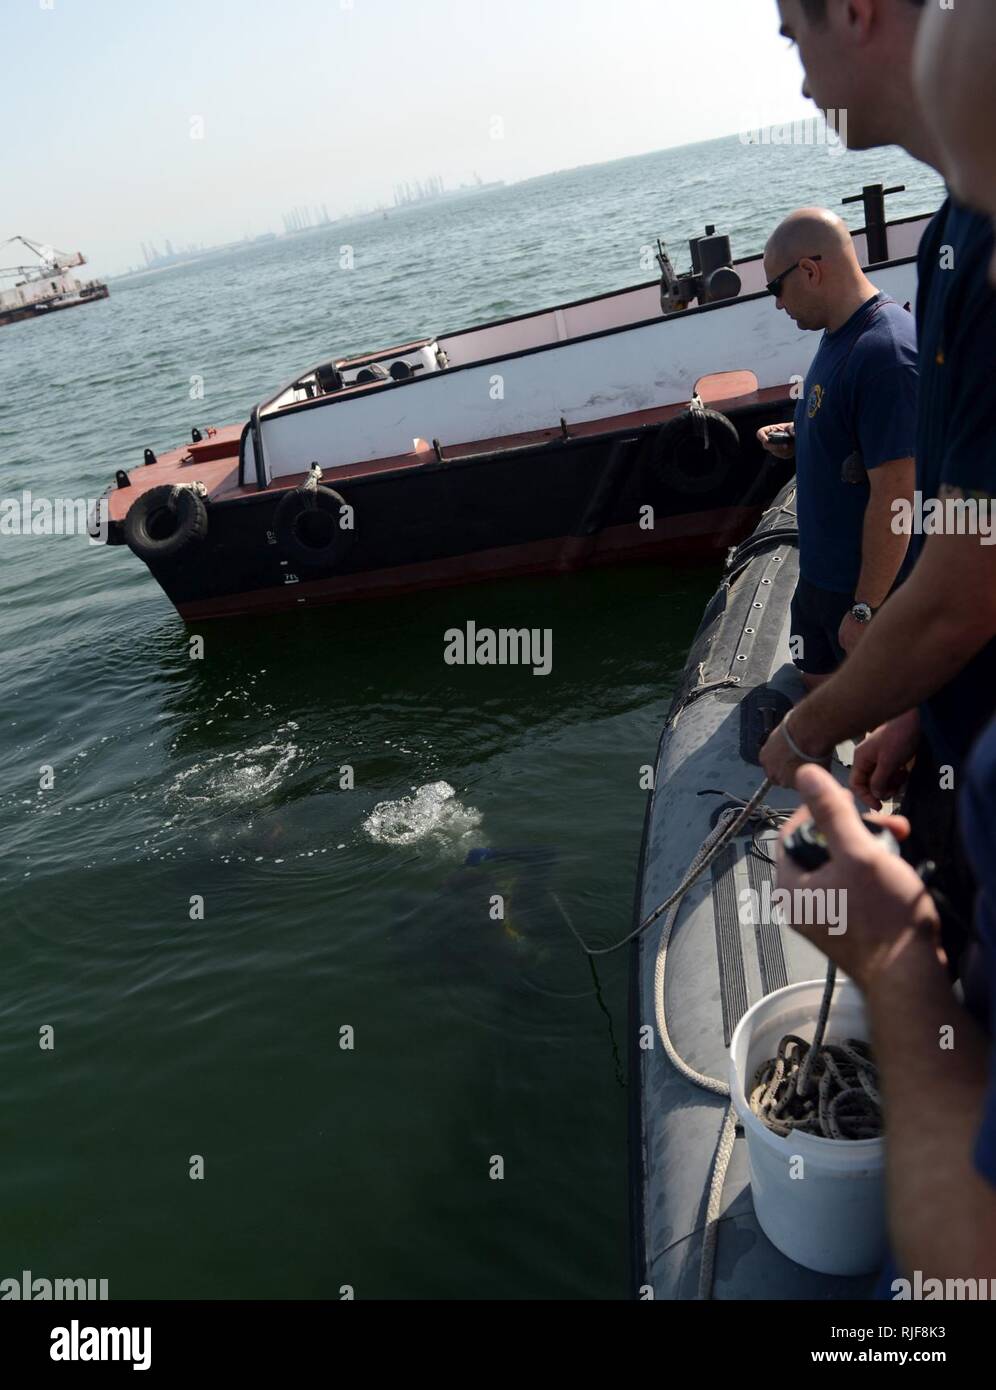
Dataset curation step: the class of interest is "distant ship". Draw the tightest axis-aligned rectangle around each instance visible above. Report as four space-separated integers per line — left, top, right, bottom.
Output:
392 173 506 209
0 235 109 328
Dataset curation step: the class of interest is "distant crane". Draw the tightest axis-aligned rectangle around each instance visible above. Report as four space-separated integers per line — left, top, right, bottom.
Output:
0 233 107 327
0 235 86 284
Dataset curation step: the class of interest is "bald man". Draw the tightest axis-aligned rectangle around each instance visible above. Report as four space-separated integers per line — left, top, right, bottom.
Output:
757 208 917 686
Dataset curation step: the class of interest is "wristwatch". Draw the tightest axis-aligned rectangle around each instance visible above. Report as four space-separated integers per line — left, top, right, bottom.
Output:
850 602 875 624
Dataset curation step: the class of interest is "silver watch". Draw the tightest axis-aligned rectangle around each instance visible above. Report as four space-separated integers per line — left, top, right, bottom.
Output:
850 602 875 624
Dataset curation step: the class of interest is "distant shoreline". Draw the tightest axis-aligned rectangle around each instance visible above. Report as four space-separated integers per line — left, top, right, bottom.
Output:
109 184 510 285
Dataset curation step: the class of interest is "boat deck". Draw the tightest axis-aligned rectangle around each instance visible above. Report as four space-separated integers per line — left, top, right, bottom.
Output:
106 376 789 525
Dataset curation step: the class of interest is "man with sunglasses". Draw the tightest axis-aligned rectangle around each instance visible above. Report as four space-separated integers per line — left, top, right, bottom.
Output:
757 206 917 686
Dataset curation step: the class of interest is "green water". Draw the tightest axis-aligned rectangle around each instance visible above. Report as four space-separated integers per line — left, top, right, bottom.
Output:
2 564 713 1298
0 137 942 1298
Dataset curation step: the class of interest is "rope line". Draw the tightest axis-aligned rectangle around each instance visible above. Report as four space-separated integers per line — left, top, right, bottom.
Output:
561 778 775 960
749 963 882 1140
557 776 780 1297
638 778 775 1298
698 1105 739 1301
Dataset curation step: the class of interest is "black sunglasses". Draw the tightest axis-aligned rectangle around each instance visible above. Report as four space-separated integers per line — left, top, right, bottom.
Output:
766 254 822 297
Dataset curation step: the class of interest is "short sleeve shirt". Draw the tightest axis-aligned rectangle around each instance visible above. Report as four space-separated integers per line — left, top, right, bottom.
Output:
914 199 996 769
794 294 918 594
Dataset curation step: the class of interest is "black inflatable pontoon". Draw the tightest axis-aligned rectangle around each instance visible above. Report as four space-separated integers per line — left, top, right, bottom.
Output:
630 482 876 1300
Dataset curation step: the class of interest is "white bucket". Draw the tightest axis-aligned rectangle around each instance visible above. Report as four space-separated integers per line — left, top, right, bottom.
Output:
729 978 887 1276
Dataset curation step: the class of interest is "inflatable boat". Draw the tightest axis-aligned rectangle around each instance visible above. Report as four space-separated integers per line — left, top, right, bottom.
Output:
630 481 877 1300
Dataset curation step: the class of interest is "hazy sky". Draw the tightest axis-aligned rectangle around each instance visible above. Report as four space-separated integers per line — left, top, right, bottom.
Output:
3 0 815 276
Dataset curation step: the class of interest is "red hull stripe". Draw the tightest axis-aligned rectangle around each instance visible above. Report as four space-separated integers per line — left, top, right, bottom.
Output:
107 383 795 525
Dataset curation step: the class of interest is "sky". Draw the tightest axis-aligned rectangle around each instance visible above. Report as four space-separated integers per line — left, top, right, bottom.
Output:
1 0 817 277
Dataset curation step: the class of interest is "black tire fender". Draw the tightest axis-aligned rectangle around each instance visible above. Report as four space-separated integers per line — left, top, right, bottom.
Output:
273 482 354 569
650 406 741 497
124 484 209 561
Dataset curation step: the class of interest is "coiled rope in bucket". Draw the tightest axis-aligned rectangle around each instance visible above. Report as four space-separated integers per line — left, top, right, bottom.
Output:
749 963 882 1140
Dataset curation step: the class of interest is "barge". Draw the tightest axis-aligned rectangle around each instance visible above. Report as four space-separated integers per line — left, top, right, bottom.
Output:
0 236 108 328
101 186 928 621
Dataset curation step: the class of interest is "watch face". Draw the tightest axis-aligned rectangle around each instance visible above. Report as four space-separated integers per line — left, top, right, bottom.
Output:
852 603 873 623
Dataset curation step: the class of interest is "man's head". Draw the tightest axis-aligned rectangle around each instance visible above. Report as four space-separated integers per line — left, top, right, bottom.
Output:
764 208 865 330
777 0 930 158
915 0 996 268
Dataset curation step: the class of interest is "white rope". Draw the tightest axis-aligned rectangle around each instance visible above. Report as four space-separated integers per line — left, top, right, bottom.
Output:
558 777 779 1296
698 1105 739 1301
652 832 739 1097
168 481 207 501
646 778 773 1298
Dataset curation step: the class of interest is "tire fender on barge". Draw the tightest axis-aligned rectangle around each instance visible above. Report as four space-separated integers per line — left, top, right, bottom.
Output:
649 403 741 500
272 474 355 571
123 483 209 562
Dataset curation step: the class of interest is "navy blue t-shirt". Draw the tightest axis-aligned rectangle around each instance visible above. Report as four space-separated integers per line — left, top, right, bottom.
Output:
914 200 996 769
794 293 918 594
959 718 996 1188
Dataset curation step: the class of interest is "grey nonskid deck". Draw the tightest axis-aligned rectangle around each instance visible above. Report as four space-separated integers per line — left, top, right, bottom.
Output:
632 488 874 1300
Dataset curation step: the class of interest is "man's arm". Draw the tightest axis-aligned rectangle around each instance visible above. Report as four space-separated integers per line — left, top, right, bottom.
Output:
854 458 914 608
838 458 915 655
776 766 996 1280
867 938 996 1280
762 515 996 781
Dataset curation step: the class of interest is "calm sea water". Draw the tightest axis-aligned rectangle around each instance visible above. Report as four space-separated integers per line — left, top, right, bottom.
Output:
0 137 942 1299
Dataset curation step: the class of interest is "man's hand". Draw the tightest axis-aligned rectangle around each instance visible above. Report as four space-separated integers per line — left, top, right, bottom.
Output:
776 765 941 990
760 720 807 788
837 610 869 656
850 709 922 810
756 422 796 460
759 713 833 788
